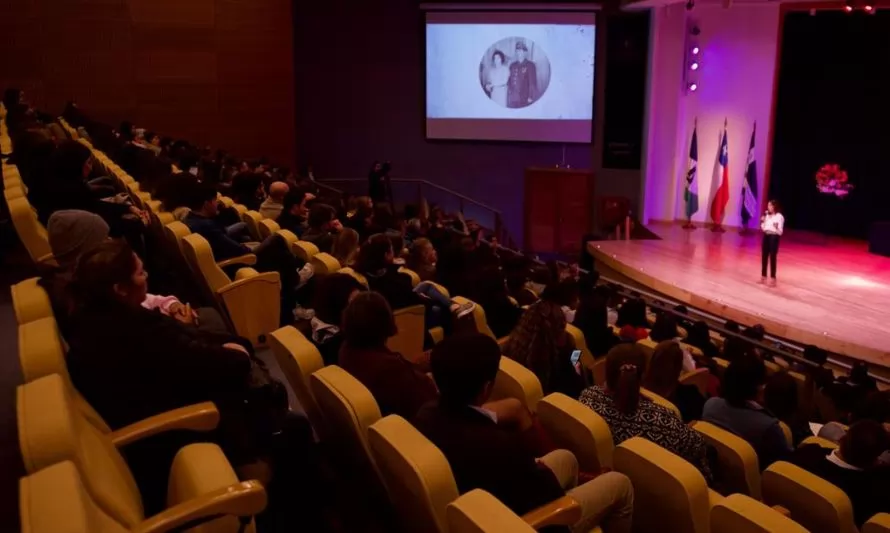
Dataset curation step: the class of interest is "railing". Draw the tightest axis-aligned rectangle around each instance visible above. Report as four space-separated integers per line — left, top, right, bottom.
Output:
316 178 516 249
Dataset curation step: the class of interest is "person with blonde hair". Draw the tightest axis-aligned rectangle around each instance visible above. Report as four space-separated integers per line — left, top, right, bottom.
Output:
331 227 360 267
504 301 583 397
580 344 712 482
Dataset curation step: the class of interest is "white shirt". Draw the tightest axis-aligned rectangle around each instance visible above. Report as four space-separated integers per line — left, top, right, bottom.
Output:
761 212 785 236
826 449 862 471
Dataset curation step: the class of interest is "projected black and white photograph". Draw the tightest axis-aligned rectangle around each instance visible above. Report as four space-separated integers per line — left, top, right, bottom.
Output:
479 37 551 109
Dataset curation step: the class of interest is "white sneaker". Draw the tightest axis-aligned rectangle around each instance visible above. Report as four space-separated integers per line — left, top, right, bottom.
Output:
293 306 315 321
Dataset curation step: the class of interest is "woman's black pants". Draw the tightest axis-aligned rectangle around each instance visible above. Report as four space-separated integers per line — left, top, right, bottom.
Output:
761 234 780 279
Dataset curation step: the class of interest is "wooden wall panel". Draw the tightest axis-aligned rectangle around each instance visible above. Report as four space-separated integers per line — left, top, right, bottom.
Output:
0 0 295 165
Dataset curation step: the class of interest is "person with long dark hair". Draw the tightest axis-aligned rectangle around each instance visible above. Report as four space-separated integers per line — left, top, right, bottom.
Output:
579 344 713 482
760 199 784 284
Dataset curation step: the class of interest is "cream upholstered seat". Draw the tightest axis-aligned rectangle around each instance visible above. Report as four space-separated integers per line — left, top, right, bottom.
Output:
693 421 762 499
565 324 594 373
275 229 318 262
8 196 55 265
537 393 614 473
181 233 280 346
368 415 584 533
762 461 857 533
613 437 716 533
18 317 108 432
799 435 839 450
17 374 262 533
447 490 537 533
711 493 808 533
268 326 326 438
20 460 265 533
491 356 544 413
309 365 383 484
864 514 890 533
11 277 53 325
453 296 497 340
388 304 426 363
257 218 280 239
241 210 265 241
398 266 422 287
338 267 369 288
163 220 191 254
640 387 683 419
310 252 341 277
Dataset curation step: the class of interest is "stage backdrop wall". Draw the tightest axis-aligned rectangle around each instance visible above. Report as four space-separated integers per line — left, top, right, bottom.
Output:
293 0 649 247
0 0 296 165
643 3 780 228
770 11 890 239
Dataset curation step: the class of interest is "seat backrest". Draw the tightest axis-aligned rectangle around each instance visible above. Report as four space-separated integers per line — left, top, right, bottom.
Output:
398 266 421 287
388 305 426 362
452 297 496 339
311 252 341 277
679 368 711 397
338 267 369 288
18 318 111 433
368 415 459 533
11 277 54 325
257 218 280 240
640 387 682 419
19 461 129 533
614 437 711 533
268 326 326 436
864 514 890 533
309 366 382 478
9 196 53 264
241 210 264 240
182 233 232 294
491 356 544 413
693 421 761 499
761 461 857 533
799 436 838 450
711 493 809 533
17 374 145 528
565 324 593 366
163 220 191 253
537 392 613 471
446 490 536 533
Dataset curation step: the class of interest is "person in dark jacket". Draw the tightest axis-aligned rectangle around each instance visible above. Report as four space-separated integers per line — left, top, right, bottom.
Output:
301 203 342 254
276 187 312 237
354 233 422 311
792 420 890 528
310 274 365 365
414 333 634 532
338 292 438 419
184 183 252 261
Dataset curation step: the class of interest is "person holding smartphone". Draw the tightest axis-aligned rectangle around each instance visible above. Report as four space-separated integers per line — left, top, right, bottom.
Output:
760 199 784 285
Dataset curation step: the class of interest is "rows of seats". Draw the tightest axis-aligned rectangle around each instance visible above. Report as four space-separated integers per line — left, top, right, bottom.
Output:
9 109 890 533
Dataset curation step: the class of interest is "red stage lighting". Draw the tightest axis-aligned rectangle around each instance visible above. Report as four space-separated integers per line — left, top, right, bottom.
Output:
844 4 854 11
864 4 874 11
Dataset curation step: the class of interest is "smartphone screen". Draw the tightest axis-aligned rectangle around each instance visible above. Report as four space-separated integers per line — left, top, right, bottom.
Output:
570 349 582 365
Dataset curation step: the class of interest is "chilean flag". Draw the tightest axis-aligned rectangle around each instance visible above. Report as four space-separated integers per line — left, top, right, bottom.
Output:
710 122 730 226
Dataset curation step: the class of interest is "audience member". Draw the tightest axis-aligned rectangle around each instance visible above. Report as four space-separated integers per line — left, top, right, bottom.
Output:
573 281 620 357
414 333 635 533
468 267 522 339
644 341 706 423
504 301 584 398
259 181 289 220
185 182 254 260
579 344 713 482
702 355 792 469
649 313 679 343
311 274 365 365
331 227 360 267
792 420 890 527
338 292 437 419
684 320 720 360
302 203 342 254
354 234 421 310
406 237 438 282
764 371 809 446
230 171 264 211
344 195 374 241
277 187 312 237
615 297 648 329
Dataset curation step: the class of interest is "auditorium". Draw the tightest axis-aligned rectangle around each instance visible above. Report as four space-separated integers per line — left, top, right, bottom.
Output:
3 0 890 532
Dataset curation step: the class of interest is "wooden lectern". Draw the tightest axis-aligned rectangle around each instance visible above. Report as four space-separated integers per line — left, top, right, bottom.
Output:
524 167 593 255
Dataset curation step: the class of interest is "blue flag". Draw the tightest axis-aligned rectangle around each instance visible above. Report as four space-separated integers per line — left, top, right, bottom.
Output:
684 124 699 219
741 122 758 224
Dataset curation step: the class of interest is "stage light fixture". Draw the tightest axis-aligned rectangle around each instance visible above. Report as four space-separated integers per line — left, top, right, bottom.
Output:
691 62 699 71
692 46 700 55
864 4 874 12
844 3 854 12
689 83 698 92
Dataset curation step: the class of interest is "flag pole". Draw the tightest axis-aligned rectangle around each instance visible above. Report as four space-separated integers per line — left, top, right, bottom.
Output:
712 117 728 233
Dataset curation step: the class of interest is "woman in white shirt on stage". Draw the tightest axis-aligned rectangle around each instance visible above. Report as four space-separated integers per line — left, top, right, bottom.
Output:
761 200 785 284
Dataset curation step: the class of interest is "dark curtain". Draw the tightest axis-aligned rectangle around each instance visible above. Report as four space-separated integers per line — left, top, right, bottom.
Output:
769 11 890 238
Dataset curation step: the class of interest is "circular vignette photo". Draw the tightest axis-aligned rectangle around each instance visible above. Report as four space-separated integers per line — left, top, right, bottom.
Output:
479 36 552 109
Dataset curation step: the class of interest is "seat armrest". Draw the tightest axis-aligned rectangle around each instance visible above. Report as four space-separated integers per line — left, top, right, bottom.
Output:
217 254 257 269
521 495 582 529
133 480 266 533
771 505 791 517
110 402 219 448
428 327 444 344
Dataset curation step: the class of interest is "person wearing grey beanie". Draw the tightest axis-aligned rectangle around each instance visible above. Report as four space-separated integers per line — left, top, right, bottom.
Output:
40 210 228 335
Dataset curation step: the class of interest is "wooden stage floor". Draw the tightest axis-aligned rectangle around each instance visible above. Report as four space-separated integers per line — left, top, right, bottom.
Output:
588 223 890 369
